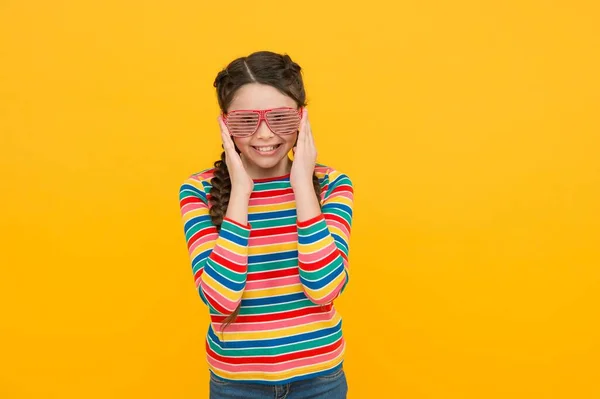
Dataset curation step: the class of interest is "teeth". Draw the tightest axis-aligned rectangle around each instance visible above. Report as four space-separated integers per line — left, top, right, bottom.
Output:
255 145 278 152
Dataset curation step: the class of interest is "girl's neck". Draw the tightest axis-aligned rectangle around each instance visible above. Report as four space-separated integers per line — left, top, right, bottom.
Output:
241 155 293 181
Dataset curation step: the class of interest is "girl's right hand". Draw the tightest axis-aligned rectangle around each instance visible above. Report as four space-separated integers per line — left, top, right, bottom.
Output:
218 116 254 196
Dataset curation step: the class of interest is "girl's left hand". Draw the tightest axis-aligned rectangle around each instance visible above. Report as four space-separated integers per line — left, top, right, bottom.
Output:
290 108 317 189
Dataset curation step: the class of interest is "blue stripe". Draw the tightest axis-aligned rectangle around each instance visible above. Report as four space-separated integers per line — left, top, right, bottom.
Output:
241 292 306 306
183 214 212 233
248 209 297 221
191 248 211 271
249 250 298 264
219 228 248 246
322 202 352 217
208 320 342 349
297 224 329 244
180 183 204 198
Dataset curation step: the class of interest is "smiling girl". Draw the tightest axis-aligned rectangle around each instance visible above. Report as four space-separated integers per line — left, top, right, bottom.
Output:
179 51 354 399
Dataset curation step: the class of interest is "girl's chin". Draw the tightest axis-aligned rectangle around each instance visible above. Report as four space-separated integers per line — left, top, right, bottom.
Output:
243 150 291 169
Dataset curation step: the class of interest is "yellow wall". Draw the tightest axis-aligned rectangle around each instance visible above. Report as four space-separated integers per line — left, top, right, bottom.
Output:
2 1 599 398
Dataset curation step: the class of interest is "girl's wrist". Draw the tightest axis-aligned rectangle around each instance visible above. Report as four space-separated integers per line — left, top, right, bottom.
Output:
291 178 314 191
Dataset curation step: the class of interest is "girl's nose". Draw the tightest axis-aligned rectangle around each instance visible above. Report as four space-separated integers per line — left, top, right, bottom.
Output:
255 120 274 139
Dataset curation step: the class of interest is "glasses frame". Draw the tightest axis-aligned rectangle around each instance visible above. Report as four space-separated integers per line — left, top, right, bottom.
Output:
222 107 303 137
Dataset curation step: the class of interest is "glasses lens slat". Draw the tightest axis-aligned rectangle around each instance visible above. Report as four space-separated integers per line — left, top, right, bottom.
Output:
226 112 259 136
266 109 300 134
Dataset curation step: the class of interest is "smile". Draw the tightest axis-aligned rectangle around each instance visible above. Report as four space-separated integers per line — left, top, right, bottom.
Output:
252 144 282 154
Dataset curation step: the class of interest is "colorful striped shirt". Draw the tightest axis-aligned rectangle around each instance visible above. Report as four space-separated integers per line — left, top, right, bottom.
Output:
178 164 354 384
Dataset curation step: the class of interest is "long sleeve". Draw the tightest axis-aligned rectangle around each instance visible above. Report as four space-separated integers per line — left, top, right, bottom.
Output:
179 177 250 315
296 171 354 305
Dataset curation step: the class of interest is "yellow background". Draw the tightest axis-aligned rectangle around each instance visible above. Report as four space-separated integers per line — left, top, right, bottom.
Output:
2 1 599 398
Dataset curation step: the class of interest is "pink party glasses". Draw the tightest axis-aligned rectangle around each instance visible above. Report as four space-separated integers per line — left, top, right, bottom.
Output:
223 107 303 137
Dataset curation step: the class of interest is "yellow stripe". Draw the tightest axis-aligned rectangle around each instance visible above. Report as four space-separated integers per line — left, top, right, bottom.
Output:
216 236 248 255
201 272 241 302
327 225 347 241
248 201 295 213
248 242 297 255
297 236 335 252
330 195 352 207
303 273 346 300
242 283 303 299
191 240 216 258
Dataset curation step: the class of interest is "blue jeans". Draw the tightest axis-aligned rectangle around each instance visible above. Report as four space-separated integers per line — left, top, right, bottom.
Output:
209 367 348 399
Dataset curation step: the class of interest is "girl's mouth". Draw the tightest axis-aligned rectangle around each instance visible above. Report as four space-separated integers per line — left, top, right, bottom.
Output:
252 144 282 155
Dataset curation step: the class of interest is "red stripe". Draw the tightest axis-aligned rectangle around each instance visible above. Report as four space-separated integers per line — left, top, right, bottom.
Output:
329 184 353 195
298 249 339 272
251 188 294 198
194 268 204 281
209 251 247 274
250 225 297 237
324 213 351 232
297 214 324 228
180 196 203 207
246 267 298 281
188 228 217 250
206 337 342 364
210 304 331 323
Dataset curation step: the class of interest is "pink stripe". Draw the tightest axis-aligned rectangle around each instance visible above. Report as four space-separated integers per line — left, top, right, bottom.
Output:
249 233 297 246
249 193 295 206
325 219 349 236
212 309 336 332
245 276 300 290
212 244 247 264
190 232 217 254
208 340 344 373
298 241 335 262
329 191 353 201
181 201 205 213
201 280 240 311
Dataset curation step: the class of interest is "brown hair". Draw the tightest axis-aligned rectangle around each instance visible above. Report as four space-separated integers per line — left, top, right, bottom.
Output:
210 51 322 331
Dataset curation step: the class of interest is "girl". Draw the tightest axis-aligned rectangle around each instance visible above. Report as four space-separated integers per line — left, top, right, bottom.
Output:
179 51 354 399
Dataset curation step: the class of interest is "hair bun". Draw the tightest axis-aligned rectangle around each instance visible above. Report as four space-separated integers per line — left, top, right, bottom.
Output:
213 68 229 88
282 54 301 73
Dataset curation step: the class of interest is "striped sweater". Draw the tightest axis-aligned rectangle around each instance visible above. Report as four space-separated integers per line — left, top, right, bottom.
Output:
178 164 354 384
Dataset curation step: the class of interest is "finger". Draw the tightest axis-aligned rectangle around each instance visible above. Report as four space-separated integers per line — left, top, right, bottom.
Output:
305 118 314 148
218 117 234 149
297 107 308 144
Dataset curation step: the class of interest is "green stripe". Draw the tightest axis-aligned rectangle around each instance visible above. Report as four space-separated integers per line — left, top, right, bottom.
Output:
250 216 297 229
248 258 298 272
300 257 344 281
253 181 292 191
207 259 246 283
222 220 251 237
207 329 343 356
185 219 208 240
297 218 328 235
239 300 315 315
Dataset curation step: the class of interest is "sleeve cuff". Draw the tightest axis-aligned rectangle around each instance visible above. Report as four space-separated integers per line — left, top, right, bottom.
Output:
223 216 252 230
297 213 325 228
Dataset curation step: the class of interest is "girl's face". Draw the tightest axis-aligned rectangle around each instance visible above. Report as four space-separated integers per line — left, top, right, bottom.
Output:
227 83 299 178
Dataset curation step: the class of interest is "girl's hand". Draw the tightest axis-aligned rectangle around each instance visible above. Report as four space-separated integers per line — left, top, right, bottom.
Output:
218 116 254 196
290 108 317 189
